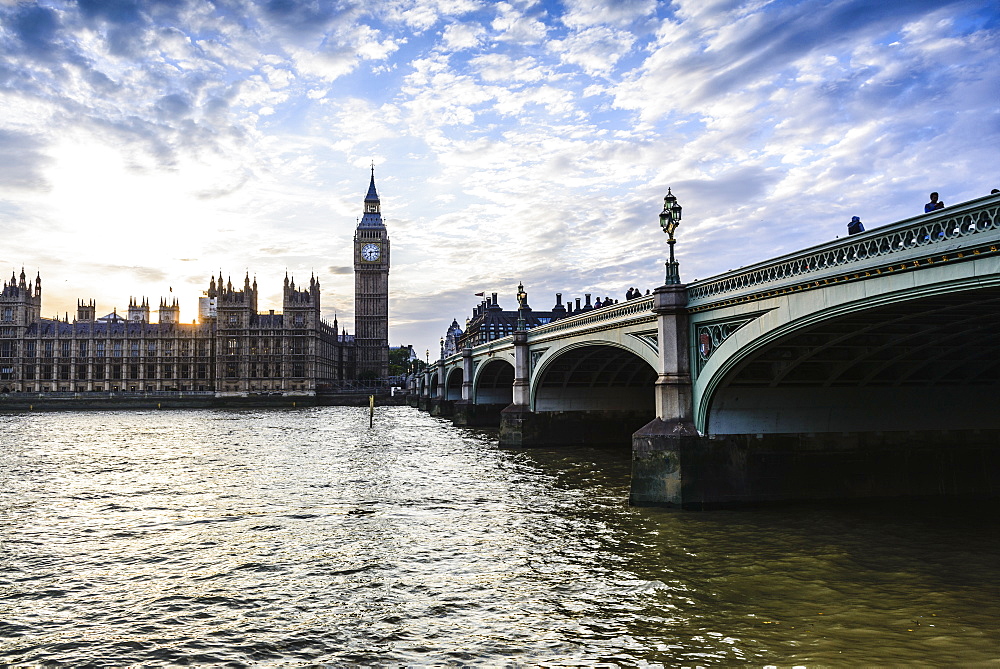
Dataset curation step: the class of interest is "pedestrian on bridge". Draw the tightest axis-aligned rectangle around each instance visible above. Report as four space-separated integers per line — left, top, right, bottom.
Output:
925 192 945 213
848 216 865 235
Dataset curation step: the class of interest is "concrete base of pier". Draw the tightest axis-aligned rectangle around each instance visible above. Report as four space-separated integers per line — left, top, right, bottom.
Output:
452 401 505 427
631 420 1000 508
430 398 455 417
499 406 651 447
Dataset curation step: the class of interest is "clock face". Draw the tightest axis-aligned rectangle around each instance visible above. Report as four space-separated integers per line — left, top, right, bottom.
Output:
361 243 381 262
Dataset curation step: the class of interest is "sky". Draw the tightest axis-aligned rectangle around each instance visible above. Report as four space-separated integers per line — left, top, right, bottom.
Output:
1 0 998 360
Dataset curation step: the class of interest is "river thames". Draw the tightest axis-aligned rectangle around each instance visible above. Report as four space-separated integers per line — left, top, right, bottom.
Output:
1 406 998 665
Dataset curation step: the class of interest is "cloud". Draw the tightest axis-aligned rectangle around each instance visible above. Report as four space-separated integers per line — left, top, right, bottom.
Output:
0 0 997 360
491 1 548 43
548 25 635 76
468 53 545 83
8 3 61 58
0 129 52 191
560 0 657 29
441 21 485 50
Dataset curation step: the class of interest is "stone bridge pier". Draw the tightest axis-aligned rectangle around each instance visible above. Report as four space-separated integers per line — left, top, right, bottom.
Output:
629 285 704 506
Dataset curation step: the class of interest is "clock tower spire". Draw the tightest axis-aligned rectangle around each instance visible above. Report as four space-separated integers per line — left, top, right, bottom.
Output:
353 166 390 378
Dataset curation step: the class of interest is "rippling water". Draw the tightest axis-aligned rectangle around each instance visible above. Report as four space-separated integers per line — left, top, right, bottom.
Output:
1 406 998 665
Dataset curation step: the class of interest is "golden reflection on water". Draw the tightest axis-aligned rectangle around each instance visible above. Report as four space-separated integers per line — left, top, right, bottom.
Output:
0 406 998 665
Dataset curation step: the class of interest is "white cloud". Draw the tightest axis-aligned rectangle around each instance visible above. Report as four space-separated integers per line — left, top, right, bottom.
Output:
548 25 635 76
491 2 549 43
0 0 997 358
441 21 486 50
560 0 657 28
469 53 546 83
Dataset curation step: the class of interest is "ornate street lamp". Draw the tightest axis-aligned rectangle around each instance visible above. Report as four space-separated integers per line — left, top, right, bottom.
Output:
659 188 683 285
516 282 527 331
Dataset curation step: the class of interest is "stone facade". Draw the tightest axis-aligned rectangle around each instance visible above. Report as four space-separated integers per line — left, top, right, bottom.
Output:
0 268 354 395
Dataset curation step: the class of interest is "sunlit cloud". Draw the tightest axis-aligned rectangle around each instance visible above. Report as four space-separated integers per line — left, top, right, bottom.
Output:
0 0 996 354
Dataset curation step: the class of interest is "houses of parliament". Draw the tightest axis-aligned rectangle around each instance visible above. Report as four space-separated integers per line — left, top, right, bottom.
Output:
0 172 391 395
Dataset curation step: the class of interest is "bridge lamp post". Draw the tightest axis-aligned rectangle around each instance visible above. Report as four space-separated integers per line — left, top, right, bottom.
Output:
516 282 527 332
659 188 683 285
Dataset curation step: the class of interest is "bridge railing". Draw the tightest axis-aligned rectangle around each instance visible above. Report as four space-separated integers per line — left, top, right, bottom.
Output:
687 193 1000 305
526 295 655 338
448 295 657 364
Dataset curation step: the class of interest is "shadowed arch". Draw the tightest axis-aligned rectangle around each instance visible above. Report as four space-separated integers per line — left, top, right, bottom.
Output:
532 343 656 412
445 367 463 400
701 287 1000 434
475 358 514 405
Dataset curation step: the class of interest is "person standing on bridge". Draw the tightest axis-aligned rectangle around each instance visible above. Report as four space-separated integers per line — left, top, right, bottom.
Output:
924 192 945 213
848 216 865 235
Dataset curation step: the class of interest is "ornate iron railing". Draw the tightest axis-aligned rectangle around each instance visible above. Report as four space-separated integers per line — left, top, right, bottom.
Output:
687 194 1000 304
527 295 655 337
453 295 656 363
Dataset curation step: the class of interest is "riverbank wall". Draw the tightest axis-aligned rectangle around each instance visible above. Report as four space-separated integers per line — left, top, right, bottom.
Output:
0 391 411 412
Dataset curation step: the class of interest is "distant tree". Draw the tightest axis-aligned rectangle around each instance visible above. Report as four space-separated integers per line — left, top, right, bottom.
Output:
388 346 411 376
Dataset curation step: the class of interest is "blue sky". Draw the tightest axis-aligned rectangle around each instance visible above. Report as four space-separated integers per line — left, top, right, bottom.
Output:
1 0 998 359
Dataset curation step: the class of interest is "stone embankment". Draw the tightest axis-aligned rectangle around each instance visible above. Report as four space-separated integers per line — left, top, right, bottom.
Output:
0 391 410 412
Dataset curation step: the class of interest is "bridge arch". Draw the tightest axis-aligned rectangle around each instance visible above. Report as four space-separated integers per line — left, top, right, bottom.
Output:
696 276 1000 435
474 357 514 405
445 367 463 401
531 342 657 412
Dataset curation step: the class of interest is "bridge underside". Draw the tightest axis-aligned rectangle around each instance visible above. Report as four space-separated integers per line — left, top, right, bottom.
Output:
535 345 656 412
454 360 514 427
709 287 1000 434
501 345 655 447
634 287 1000 508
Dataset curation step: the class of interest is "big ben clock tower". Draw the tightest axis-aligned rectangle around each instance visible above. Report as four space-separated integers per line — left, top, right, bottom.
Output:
354 167 390 378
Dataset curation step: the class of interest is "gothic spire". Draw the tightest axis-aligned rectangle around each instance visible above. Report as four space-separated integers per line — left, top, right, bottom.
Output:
365 165 379 203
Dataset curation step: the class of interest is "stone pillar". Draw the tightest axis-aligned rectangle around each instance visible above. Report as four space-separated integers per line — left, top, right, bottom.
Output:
461 347 473 401
512 331 529 406
453 348 475 425
418 369 431 411
406 374 419 407
630 284 701 507
652 284 693 422
499 330 532 446
430 359 453 416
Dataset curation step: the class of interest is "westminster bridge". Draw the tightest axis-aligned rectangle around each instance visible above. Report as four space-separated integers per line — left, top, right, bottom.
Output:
413 192 1000 508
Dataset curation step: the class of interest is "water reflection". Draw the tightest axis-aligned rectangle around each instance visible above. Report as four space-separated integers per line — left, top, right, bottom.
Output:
0 407 997 665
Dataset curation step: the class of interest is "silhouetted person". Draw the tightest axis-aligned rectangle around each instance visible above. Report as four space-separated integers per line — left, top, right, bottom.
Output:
848 216 865 235
992 189 999 194
924 192 944 213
